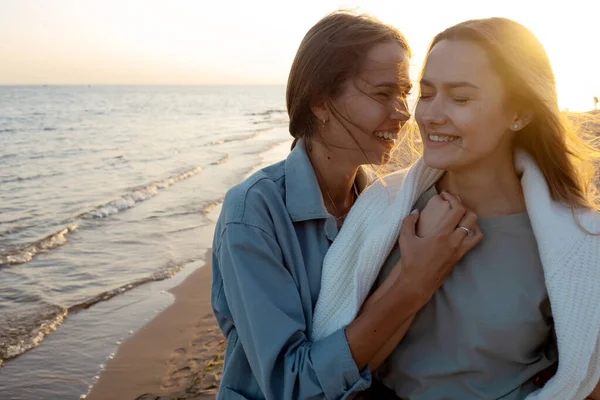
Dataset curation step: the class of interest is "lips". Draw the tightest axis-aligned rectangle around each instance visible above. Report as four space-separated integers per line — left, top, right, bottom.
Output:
422 131 462 150
375 131 399 140
428 133 459 143
374 131 399 144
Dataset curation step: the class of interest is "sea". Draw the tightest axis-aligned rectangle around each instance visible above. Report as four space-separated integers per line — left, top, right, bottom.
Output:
0 85 292 399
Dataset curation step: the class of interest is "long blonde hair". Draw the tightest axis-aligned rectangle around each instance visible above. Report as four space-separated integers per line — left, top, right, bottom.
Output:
399 17 600 211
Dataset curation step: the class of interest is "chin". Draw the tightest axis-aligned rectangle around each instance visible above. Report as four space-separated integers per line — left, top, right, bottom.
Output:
363 150 391 166
423 152 455 170
377 151 393 165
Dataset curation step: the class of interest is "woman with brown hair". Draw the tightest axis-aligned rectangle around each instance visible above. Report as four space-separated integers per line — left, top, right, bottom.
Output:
314 17 600 400
211 11 483 400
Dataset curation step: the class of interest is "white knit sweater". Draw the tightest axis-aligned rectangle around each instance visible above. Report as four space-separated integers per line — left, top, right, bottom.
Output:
311 151 600 399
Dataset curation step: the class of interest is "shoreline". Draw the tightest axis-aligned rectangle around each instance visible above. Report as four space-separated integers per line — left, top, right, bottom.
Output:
86 139 293 400
87 249 224 400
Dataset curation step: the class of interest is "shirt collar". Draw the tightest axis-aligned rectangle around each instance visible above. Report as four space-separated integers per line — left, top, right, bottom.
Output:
285 140 329 222
284 140 374 223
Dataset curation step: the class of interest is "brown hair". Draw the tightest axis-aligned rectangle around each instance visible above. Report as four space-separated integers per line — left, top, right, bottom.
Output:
286 10 410 150
422 17 600 211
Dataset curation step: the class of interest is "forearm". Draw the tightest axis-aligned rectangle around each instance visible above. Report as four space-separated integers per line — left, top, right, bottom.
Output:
354 259 417 370
346 261 424 370
368 315 415 370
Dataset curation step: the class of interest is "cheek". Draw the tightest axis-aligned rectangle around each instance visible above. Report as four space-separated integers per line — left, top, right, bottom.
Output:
346 98 388 131
451 106 483 132
415 104 427 137
452 106 505 148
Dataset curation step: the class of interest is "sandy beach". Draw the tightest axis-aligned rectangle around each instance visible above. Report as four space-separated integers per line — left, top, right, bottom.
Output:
83 135 294 400
87 249 224 400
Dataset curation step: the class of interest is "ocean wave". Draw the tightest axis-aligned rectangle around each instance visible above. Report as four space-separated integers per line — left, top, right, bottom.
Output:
105 155 130 168
145 198 224 221
0 171 62 185
201 131 261 147
210 153 230 166
0 153 18 161
0 225 77 267
202 199 223 215
67 259 193 314
0 166 205 267
0 303 68 367
0 259 197 367
0 221 37 239
80 166 203 219
245 109 286 117
167 223 211 234
68 260 194 313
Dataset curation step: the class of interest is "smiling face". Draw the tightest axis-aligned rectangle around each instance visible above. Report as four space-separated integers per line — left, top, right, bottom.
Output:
416 39 517 171
323 41 411 165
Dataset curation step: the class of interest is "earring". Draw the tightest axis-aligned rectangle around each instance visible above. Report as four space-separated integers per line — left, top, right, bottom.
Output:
513 123 519 130
321 118 327 128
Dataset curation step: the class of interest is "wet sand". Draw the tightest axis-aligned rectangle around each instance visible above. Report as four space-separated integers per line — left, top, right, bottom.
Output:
87 250 224 400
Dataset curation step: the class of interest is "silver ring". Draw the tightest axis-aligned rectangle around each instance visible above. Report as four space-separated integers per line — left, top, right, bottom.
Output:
458 226 473 236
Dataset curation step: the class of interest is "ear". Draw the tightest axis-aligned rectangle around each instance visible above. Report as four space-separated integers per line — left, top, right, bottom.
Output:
510 109 534 132
310 100 330 125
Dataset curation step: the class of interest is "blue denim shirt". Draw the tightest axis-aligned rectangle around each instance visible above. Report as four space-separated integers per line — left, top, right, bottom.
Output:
211 141 372 399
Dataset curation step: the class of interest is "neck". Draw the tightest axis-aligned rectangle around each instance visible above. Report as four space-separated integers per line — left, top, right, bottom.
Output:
307 140 359 218
436 152 526 218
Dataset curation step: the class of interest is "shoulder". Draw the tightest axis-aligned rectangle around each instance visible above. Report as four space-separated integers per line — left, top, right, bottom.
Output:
361 166 411 199
381 166 412 189
220 160 287 229
577 208 600 234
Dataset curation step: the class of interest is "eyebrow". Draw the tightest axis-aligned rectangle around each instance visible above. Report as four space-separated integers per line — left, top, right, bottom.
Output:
374 82 413 91
420 79 479 89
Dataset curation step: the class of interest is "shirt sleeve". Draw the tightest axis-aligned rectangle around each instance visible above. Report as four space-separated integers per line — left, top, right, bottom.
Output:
215 221 371 399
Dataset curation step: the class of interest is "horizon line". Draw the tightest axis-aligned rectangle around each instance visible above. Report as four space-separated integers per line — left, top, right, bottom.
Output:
0 83 288 87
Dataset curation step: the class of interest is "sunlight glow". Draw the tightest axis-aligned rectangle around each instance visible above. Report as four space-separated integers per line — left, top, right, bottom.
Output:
0 0 598 110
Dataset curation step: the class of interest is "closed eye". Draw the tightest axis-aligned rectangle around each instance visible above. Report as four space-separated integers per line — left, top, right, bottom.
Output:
452 97 469 104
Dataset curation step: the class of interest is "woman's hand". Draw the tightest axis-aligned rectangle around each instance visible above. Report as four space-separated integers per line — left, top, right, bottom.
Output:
348 192 482 371
416 192 454 237
397 192 483 308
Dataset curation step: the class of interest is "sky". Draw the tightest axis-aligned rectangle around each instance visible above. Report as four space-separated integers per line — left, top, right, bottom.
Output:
0 0 599 110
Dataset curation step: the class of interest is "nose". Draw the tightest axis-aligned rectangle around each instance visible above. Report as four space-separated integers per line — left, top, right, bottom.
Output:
391 97 411 124
418 95 446 126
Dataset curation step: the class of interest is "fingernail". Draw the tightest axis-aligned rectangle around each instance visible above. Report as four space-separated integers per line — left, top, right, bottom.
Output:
410 209 419 215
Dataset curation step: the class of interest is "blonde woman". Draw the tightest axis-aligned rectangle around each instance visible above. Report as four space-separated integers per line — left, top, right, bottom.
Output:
313 18 600 399
211 12 483 399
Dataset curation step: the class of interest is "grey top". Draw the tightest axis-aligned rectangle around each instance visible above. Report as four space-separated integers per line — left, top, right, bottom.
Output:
375 185 558 400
